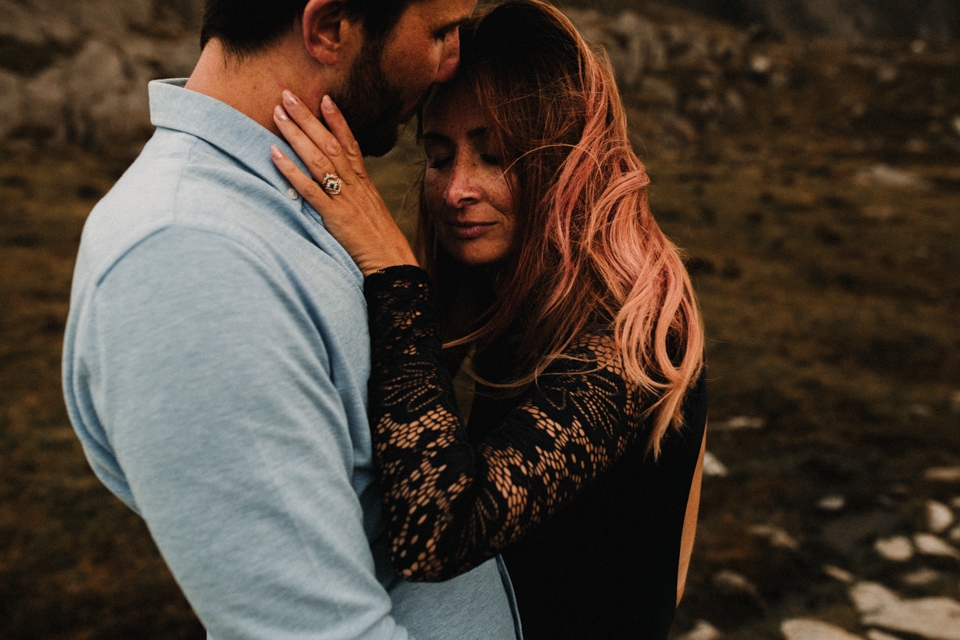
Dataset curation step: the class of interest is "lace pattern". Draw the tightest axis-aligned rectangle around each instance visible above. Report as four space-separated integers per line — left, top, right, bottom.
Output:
365 266 649 581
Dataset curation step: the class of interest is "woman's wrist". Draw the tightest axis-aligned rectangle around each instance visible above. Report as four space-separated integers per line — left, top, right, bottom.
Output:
364 264 430 282
359 259 419 278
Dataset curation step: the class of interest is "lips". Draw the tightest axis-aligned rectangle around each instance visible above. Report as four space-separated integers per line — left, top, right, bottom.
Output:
446 220 497 239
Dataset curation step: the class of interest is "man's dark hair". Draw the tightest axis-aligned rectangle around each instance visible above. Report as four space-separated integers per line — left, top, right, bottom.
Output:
200 0 417 56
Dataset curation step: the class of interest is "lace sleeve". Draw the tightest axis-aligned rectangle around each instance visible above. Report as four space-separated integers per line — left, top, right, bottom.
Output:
364 266 648 582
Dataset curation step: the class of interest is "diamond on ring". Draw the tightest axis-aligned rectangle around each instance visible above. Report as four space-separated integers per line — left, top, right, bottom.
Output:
320 173 342 196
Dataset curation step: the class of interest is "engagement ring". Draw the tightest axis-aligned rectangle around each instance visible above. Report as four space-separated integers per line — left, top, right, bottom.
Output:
320 173 342 196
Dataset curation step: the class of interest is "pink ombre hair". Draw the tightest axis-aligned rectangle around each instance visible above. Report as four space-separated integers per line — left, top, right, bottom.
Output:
417 0 704 456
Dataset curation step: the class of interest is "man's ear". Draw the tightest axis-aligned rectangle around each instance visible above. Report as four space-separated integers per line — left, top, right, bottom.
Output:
302 0 360 65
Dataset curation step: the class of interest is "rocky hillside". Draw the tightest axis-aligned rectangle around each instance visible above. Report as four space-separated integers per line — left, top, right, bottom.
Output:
0 0 202 154
1 0 957 157
566 0 960 41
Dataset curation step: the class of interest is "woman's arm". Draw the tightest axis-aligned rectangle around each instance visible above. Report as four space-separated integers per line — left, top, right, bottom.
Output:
365 267 650 581
677 427 706 604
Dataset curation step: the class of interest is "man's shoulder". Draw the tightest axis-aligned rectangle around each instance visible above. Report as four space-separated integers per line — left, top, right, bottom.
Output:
97 128 281 226
78 130 309 285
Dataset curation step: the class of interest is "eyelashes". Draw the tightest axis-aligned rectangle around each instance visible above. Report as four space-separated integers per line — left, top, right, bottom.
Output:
428 159 451 169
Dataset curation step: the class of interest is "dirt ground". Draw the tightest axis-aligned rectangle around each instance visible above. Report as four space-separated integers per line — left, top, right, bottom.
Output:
1 31 959 640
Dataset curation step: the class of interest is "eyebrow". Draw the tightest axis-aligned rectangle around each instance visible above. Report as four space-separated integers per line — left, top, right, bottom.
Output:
420 132 451 145
421 127 487 141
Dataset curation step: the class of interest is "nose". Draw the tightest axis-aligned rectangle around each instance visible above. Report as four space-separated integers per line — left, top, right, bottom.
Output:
434 30 461 84
444 157 480 208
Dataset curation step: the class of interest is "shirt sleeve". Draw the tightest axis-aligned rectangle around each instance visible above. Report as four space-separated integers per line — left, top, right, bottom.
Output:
364 266 650 582
81 228 408 639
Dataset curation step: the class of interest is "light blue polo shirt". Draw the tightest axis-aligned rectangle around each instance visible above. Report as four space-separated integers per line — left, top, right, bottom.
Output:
62 79 518 640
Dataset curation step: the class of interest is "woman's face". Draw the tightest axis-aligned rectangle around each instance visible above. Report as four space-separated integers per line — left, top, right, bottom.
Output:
421 83 517 267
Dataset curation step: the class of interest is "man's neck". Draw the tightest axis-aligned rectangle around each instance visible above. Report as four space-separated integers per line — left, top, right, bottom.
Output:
185 39 328 137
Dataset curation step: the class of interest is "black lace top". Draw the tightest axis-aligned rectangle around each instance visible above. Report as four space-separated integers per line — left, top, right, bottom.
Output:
365 266 708 639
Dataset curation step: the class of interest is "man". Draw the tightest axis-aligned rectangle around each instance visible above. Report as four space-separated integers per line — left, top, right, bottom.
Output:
62 1 520 638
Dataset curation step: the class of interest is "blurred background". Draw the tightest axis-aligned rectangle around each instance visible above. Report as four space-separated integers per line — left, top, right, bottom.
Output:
1 1 958 638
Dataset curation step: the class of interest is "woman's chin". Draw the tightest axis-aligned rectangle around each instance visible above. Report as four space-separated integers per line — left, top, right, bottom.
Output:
442 243 510 269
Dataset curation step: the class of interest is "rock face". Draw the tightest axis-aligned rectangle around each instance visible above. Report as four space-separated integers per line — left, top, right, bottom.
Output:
781 619 863 640
850 582 960 640
579 0 960 41
2 0 958 158
749 0 960 41
0 0 202 155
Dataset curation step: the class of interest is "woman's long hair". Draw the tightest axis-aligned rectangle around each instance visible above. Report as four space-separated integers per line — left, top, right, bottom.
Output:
417 0 704 456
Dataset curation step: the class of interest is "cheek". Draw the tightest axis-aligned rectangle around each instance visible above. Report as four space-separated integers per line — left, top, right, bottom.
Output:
382 35 440 94
491 177 517 223
402 43 442 86
424 170 444 208
497 181 519 250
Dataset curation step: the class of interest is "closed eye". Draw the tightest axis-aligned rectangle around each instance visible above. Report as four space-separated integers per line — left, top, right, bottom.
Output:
432 20 463 42
433 27 454 42
422 135 453 169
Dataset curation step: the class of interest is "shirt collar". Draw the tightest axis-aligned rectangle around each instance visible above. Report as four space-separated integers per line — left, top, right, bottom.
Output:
148 78 303 197
147 78 364 287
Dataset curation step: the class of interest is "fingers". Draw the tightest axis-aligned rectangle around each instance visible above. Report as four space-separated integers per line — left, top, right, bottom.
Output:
273 93 348 189
270 145 328 203
273 109 338 194
281 91 344 162
319 96 368 179
275 91 370 182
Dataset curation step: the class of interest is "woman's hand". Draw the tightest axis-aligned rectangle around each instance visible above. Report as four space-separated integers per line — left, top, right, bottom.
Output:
270 90 419 276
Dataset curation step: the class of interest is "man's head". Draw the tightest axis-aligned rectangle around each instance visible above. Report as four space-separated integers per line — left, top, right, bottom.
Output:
199 0 475 156
200 0 410 56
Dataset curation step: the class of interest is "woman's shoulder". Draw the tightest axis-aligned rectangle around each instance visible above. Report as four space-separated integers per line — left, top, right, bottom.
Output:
561 324 620 369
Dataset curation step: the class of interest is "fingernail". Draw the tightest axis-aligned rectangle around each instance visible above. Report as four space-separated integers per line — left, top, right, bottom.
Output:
270 145 284 160
274 105 289 122
322 95 335 113
282 90 299 109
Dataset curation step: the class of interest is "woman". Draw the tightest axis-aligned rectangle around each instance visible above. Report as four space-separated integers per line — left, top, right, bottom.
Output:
271 1 707 637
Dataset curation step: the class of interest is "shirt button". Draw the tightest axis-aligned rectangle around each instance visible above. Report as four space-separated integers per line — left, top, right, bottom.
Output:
287 187 299 201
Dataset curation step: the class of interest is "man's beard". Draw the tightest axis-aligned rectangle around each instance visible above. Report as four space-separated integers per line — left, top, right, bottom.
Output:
331 37 407 158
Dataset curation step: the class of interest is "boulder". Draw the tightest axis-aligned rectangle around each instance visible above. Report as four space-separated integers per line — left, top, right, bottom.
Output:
850 582 960 640
654 0 960 41
781 619 863 640
121 35 199 79
62 41 130 146
913 533 960 560
702 451 729 477
25 0 153 35
0 0 47 44
0 71 21 139
676 620 722 640
565 9 667 89
927 501 955 534
874 536 914 563
20 65 68 143
750 524 800 551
